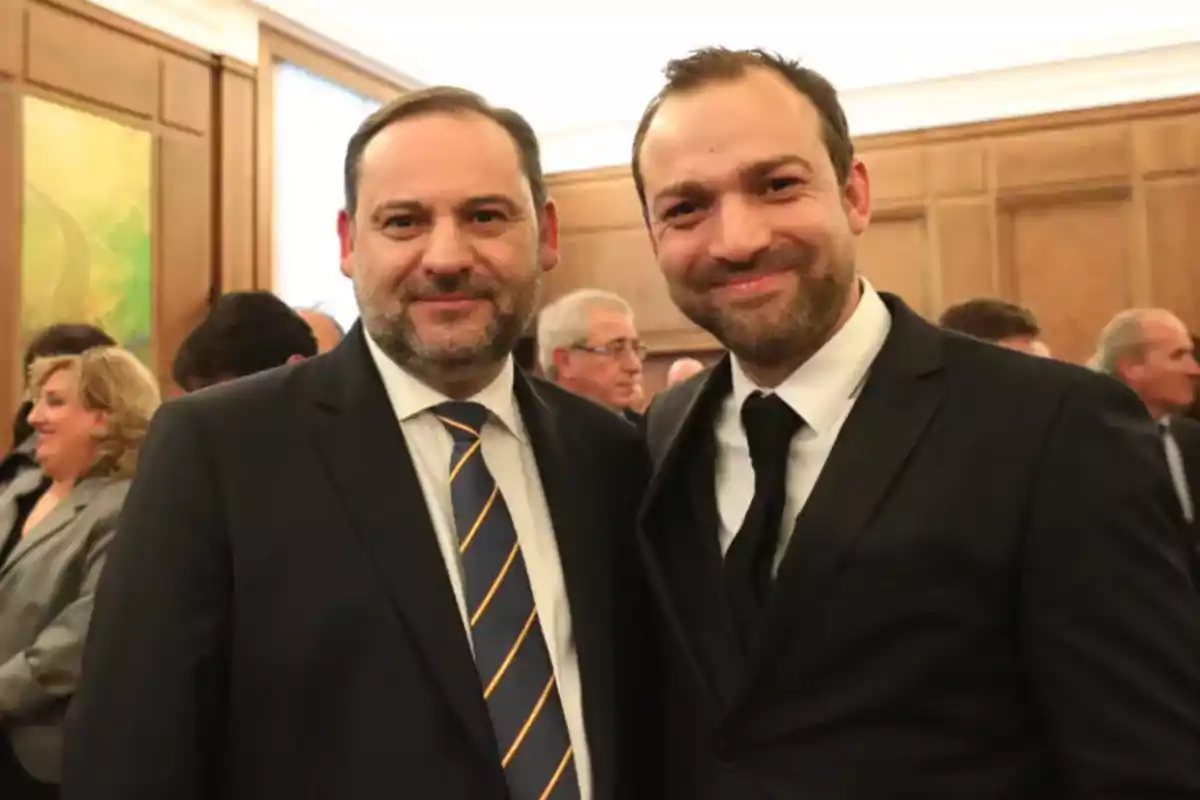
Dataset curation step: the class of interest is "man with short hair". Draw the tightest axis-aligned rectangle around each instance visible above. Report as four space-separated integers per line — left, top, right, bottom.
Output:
537 289 645 417
938 297 1051 357
665 357 705 387
1094 308 1200 574
171 291 318 392
64 86 651 800
296 306 347 353
633 46 1200 799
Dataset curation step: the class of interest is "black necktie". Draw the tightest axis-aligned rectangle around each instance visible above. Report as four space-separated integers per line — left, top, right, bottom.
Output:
435 402 580 800
724 391 803 650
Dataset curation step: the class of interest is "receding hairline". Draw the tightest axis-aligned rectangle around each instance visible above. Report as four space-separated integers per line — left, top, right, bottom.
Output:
633 64 848 212
353 110 539 213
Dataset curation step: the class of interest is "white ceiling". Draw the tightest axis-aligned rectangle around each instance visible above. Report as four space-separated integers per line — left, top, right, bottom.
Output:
257 2 1200 134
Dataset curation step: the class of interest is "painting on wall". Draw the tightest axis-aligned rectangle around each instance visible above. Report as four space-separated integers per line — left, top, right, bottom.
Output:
20 96 153 369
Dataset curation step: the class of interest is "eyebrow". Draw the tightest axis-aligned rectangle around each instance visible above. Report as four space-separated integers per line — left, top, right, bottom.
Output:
371 194 522 218
652 154 815 206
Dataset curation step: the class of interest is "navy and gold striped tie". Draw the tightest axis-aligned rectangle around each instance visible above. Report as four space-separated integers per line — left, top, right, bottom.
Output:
435 401 580 800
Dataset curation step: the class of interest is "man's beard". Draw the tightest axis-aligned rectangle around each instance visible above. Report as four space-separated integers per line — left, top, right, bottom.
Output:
358 267 540 380
671 240 853 370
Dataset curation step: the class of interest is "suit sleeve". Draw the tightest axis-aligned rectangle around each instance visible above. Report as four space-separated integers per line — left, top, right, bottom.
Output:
0 505 118 717
62 401 230 800
1022 374 1200 798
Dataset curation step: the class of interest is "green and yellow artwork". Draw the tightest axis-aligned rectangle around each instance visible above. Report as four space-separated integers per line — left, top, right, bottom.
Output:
20 96 153 366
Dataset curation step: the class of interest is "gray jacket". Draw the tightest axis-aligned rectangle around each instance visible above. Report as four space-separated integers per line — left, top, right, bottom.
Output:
0 458 129 783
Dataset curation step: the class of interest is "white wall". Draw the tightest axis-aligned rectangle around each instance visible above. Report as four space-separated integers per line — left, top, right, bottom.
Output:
87 0 259 61
95 1 1200 176
539 41 1200 173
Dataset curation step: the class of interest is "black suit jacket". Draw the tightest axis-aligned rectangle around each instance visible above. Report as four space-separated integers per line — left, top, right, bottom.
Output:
639 294 1200 799
62 326 652 799
1171 415 1200 570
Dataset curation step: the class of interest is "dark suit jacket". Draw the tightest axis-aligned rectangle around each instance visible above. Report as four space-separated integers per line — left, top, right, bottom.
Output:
1171 414 1200 571
639 294 1200 800
62 326 652 800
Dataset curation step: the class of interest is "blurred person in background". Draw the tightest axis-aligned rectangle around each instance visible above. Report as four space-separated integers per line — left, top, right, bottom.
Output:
538 289 645 421
172 291 318 392
938 297 1051 357
296 307 346 354
8 325 115 451
0 347 160 798
665 357 706 387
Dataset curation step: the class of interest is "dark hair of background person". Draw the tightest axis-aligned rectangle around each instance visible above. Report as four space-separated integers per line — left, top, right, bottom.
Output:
938 298 1041 343
171 291 318 391
10 322 116 445
343 85 547 218
630 47 853 214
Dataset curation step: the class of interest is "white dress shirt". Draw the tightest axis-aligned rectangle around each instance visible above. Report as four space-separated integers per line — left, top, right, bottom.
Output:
715 280 892 571
364 332 591 800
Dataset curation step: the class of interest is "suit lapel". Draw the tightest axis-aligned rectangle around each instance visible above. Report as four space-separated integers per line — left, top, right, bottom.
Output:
1 475 109 578
745 297 945 686
515 375 617 798
638 361 744 706
307 326 497 765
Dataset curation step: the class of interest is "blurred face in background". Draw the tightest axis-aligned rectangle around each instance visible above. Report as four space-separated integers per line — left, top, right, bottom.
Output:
27 367 106 480
339 110 558 393
1119 313 1200 417
553 307 645 410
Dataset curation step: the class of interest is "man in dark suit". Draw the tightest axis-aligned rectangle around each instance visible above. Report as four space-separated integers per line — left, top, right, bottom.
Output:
630 47 1200 798
63 87 649 800
1094 308 1200 580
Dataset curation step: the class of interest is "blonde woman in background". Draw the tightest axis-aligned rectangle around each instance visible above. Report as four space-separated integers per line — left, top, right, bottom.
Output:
0 347 160 798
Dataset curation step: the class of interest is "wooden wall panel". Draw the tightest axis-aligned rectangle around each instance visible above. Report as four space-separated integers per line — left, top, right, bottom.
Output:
0 2 22 78
27 3 159 118
159 134 213 379
857 214 932 315
0 0 240 446
0 86 21 423
218 61 256 292
161 54 211 134
1144 180 1200 329
546 93 1200 392
1002 197 1134 362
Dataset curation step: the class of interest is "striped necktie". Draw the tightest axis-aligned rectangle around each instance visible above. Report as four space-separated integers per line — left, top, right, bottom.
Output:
435 401 580 800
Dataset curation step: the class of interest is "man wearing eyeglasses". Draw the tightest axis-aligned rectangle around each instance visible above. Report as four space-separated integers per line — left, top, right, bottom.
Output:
538 290 646 420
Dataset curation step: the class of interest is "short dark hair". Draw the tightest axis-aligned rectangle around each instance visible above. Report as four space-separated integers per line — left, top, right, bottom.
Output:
12 322 117 445
343 86 547 217
631 47 854 211
22 323 116 379
172 291 317 391
938 298 1041 342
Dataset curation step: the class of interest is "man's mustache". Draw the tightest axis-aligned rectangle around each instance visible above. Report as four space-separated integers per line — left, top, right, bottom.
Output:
690 242 819 289
403 272 497 301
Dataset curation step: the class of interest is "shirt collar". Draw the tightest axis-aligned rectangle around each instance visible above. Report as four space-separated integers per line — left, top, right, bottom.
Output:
363 328 525 442
729 278 892 433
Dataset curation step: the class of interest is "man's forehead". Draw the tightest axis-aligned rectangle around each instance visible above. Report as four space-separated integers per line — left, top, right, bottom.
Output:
358 112 528 200
640 75 826 184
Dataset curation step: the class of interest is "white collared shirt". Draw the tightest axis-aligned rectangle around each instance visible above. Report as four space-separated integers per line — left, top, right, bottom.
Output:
363 332 591 799
715 280 892 571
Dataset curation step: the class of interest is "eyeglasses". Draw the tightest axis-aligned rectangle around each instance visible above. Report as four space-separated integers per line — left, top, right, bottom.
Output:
572 339 649 360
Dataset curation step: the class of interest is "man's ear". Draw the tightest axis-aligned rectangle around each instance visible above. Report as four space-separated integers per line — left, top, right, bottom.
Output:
337 208 355 278
538 197 561 273
842 158 871 235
